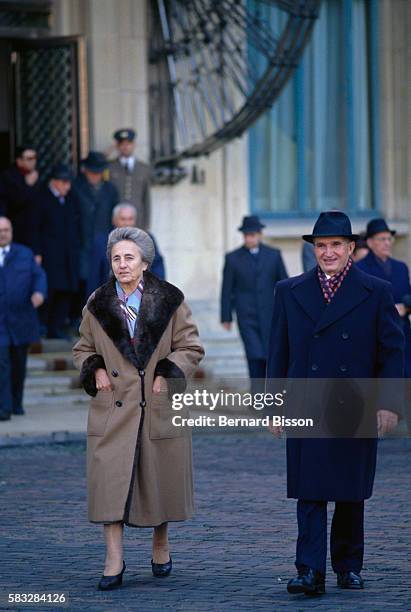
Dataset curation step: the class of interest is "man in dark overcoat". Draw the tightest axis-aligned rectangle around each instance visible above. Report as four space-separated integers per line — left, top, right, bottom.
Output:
72 152 119 292
357 218 411 378
0 145 40 246
221 215 288 389
0 217 46 420
108 129 151 230
267 211 404 596
30 164 80 338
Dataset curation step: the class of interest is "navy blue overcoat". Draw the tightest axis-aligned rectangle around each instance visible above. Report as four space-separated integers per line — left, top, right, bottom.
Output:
267 265 404 501
221 244 288 360
357 251 411 377
0 243 47 345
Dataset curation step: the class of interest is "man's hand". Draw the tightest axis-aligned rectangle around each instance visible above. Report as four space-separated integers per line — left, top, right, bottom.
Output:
153 375 167 394
268 422 283 438
31 292 44 308
35 255 42 266
222 322 232 331
95 368 113 391
395 303 407 317
377 409 398 437
25 170 38 186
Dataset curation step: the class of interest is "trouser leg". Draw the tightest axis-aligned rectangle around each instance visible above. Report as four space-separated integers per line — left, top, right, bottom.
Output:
47 290 71 337
0 346 13 415
247 358 266 395
296 500 327 575
330 501 364 573
10 344 28 412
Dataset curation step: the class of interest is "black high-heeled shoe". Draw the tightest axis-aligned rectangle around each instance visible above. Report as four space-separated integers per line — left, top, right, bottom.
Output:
151 556 172 577
97 561 126 591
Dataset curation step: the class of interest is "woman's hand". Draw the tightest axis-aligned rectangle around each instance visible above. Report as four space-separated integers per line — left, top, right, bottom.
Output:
153 375 167 394
95 368 113 391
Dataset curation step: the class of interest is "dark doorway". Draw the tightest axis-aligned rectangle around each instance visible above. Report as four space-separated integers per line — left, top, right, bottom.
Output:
0 35 88 178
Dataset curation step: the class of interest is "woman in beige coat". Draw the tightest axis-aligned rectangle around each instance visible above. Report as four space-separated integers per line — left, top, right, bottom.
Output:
72 227 204 590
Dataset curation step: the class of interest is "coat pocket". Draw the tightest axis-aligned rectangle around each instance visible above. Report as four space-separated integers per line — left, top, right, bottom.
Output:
149 390 189 440
88 391 115 436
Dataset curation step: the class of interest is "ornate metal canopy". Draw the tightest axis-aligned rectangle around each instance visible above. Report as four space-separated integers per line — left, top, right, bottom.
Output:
149 0 321 182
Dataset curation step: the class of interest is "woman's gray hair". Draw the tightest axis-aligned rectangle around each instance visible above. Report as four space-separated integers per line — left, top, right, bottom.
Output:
106 227 155 267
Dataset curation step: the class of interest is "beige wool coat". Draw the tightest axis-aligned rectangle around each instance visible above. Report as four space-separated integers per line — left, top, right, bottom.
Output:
72 271 204 527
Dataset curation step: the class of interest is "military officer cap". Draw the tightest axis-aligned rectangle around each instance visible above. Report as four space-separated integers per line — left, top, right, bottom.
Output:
113 128 136 142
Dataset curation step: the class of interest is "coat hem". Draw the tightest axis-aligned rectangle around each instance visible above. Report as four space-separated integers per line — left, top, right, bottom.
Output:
89 514 194 528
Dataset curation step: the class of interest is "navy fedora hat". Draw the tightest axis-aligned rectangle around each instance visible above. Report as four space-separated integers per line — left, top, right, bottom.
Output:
238 215 266 233
365 218 396 239
81 151 108 173
49 163 74 181
302 211 359 244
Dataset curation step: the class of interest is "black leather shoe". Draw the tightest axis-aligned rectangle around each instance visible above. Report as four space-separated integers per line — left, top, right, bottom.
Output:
97 561 126 591
0 412 11 421
287 567 325 596
337 571 364 589
151 556 172 577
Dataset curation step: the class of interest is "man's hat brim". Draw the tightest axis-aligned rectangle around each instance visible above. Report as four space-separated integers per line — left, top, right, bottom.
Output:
302 233 359 244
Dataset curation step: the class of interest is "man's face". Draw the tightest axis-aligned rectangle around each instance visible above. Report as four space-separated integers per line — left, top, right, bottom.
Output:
117 140 135 157
16 149 37 172
367 231 393 260
0 218 12 247
243 232 262 250
83 169 103 186
50 179 71 197
113 207 137 228
313 236 355 275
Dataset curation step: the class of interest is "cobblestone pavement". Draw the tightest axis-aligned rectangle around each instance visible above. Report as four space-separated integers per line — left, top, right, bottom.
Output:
0 433 409 612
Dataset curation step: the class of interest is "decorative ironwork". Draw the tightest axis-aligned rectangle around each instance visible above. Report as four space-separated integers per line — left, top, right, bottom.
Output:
13 39 83 180
149 0 321 178
0 1 51 30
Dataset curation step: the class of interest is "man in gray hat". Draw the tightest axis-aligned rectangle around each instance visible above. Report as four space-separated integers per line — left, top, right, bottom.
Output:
109 129 151 230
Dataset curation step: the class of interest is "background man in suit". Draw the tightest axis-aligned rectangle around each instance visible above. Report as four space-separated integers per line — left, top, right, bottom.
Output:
86 203 166 297
221 215 288 391
31 164 80 339
109 128 151 230
357 218 411 377
267 211 404 596
0 145 40 246
0 217 46 420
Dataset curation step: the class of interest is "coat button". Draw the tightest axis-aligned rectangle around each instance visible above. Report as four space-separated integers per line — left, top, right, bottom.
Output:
115 400 123 407
138 369 145 377
342 332 349 340
111 370 119 377
140 400 146 408
339 365 347 372
311 364 319 371
313 333 320 339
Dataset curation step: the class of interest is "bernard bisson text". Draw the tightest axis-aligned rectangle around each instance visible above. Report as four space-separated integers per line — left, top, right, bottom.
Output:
172 415 314 428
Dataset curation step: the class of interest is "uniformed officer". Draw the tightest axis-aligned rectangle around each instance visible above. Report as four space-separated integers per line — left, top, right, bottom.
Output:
109 129 151 230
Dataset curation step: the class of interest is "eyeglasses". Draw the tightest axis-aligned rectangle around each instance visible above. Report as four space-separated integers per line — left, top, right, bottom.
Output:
372 236 394 243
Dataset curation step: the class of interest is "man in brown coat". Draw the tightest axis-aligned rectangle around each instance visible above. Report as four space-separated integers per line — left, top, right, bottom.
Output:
108 128 151 230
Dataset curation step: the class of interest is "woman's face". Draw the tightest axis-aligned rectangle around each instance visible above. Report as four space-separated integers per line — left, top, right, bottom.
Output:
111 240 148 285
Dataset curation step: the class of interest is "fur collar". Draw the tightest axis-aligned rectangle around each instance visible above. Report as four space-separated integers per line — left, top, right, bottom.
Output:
87 270 184 369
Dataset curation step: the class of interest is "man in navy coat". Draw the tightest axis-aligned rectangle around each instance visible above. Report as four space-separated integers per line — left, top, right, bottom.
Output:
0 217 47 420
221 215 287 390
267 211 404 596
30 164 80 339
357 218 411 379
